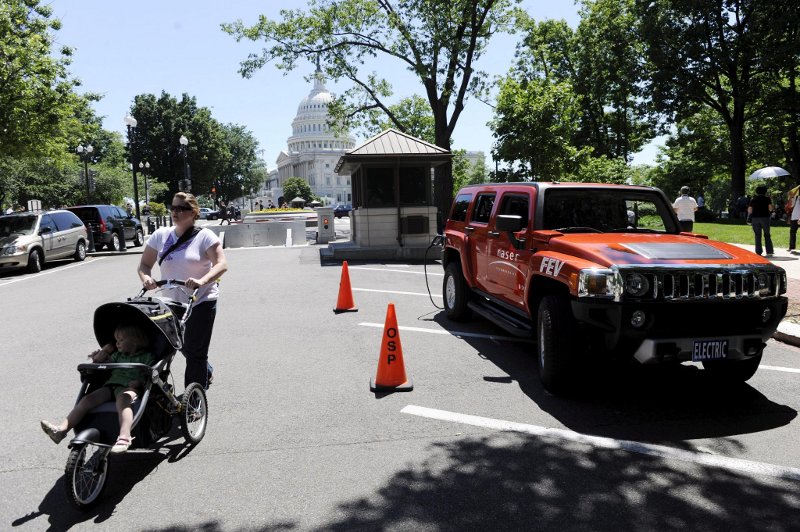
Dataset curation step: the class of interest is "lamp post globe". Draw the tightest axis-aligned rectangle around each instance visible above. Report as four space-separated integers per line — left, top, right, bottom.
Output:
179 135 191 193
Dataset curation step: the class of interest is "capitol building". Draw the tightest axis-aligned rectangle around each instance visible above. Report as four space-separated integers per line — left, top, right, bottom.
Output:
265 68 357 206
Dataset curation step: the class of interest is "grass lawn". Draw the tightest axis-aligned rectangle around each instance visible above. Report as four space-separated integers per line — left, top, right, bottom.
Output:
695 220 791 248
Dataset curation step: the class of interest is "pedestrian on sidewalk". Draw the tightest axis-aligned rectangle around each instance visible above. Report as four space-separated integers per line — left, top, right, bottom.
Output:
788 186 800 252
748 185 774 256
673 186 698 232
218 200 230 225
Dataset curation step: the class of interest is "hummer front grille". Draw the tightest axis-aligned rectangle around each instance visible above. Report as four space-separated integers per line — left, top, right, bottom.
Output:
629 269 784 301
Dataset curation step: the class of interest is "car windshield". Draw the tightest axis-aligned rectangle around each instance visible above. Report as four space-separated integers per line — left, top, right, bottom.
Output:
0 215 37 237
543 189 676 234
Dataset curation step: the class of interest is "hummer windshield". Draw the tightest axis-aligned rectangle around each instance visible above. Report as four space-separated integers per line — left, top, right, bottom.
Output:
542 189 678 234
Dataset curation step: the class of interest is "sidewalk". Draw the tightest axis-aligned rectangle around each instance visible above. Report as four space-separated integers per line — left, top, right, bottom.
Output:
730 243 800 346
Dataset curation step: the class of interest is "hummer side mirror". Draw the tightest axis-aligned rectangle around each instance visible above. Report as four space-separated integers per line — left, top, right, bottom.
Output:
496 214 526 249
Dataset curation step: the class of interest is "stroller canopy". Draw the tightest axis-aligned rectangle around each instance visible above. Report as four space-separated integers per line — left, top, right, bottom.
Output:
94 298 183 359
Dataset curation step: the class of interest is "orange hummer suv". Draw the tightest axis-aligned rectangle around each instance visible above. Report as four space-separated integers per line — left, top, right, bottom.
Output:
442 182 787 394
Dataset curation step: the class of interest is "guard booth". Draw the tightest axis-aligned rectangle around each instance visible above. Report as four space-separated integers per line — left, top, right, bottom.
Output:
333 129 450 255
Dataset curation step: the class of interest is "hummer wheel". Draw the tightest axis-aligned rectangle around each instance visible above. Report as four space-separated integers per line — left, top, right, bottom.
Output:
537 295 577 395
443 262 470 321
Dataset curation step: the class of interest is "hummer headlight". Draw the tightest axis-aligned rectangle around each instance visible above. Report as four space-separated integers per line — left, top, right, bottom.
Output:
625 273 651 297
578 269 620 299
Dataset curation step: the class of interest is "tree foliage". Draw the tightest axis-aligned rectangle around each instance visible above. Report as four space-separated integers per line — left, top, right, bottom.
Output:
223 0 520 224
282 177 314 204
128 92 229 202
636 0 798 198
0 0 85 159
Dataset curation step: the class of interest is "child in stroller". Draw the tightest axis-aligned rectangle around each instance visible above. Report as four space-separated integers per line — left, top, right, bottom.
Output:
40 323 154 453
43 280 209 510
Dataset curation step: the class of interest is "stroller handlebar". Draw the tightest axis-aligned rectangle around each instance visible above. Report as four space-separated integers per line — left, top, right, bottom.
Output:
136 280 200 327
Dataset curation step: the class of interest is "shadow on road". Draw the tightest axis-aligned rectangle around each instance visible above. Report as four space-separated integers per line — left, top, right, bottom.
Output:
422 311 797 445
315 433 799 531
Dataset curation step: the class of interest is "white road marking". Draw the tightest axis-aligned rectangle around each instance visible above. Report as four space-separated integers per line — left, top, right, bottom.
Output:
401 405 800 482
760 364 800 374
358 322 534 344
0 257 106 287
349 266 443 276
353 287 442 298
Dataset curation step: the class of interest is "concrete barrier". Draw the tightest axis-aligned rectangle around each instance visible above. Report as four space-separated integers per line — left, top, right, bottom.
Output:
203 221 307 248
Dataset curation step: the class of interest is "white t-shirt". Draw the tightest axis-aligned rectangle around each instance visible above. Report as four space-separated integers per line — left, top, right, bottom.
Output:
146 226 221 303
673 195 698 221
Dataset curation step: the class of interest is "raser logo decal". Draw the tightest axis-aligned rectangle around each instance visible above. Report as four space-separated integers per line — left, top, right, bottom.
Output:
496 248 520 261
539 257 564 277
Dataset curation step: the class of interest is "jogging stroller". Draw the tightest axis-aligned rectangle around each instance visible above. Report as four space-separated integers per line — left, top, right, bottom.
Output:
64 280 208 509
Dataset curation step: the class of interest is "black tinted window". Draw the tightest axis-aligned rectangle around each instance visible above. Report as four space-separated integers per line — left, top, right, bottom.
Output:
51 211 83 230
498 194 529 228
471 194 495 224
450 193 472 222
68 207 100 223
39 215 57 233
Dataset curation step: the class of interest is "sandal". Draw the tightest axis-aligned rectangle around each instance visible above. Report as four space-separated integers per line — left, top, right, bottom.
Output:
111 436 133 454
40 420 67 444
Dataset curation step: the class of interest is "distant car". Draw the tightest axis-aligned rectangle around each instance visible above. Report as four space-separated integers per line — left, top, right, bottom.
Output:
199 207 218 220
66 205 144 251
334 204 352 218
0 210 88 273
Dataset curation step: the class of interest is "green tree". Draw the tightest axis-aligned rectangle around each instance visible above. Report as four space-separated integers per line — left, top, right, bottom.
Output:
282 177 314 204
0 0 82 159
215 123 262 203
350 95 436 143
128 92 228 201
223 0 520 225
491 77 585 180
636 0 797 199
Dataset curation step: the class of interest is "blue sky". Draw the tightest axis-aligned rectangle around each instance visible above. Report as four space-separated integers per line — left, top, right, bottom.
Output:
49 0 659 169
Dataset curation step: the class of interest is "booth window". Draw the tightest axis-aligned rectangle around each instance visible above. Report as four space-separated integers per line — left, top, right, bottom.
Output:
365 167 394 206
399 167 428 205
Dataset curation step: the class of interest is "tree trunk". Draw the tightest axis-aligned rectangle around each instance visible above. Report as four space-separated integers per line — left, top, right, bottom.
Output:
433 105 453 233
729 110 747 201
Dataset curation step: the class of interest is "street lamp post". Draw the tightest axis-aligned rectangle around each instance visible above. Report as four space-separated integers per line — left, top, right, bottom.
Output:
138 161 151 205
179 135 191 193
124 115 141 220
76 143 94 203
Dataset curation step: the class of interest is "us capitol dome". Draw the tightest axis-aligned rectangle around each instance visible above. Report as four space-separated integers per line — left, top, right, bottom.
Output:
269 66 356 205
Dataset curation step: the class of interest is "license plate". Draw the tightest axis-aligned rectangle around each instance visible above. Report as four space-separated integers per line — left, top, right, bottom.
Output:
692 339 729 361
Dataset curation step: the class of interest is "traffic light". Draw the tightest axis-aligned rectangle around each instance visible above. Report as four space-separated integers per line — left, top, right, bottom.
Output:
211 186 216 194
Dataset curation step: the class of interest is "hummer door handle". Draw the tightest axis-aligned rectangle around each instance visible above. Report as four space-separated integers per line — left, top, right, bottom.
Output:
488 231 500 237
464 226 475 233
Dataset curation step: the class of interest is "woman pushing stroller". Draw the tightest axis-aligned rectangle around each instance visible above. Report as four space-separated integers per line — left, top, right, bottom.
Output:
138 192 228 390
41 324 153 453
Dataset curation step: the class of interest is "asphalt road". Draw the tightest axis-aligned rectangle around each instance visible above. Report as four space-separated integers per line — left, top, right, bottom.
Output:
2 242 800 531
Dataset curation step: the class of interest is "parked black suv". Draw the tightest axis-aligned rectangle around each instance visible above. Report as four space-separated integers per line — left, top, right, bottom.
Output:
67 205 144 251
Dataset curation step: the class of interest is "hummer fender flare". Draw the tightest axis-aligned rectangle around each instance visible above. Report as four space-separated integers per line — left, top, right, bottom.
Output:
527 252 604 298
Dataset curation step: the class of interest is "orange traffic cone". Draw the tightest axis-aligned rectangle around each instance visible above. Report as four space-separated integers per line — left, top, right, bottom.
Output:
333 260 358 313
370 303 413 392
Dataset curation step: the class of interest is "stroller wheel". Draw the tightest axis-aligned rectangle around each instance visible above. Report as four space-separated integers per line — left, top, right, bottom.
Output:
65 443 109 510
180 383 208 444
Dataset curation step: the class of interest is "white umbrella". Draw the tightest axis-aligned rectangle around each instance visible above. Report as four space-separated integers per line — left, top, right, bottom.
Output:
748 166 790 179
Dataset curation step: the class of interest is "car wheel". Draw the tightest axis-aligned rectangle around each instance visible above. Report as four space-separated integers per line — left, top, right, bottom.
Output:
702 352 762 383
537 295 577 395
74 241 87 262
109 232 121 252
133 228 144 247
27 249 43 273
443 262 470 321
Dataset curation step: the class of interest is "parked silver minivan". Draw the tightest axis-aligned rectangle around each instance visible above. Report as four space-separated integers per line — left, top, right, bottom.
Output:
0 210 88 273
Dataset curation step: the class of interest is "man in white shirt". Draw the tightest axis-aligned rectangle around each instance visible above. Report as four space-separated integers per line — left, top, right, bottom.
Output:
789 187 800 252
673 186 699 232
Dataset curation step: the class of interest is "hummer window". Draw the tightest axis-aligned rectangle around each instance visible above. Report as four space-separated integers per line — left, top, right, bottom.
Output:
543 189 675 233
450 193 473 222
498 194 529 228
471 194 496 224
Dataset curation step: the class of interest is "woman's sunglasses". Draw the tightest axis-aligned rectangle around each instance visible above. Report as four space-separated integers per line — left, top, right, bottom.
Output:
171 205 193 213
